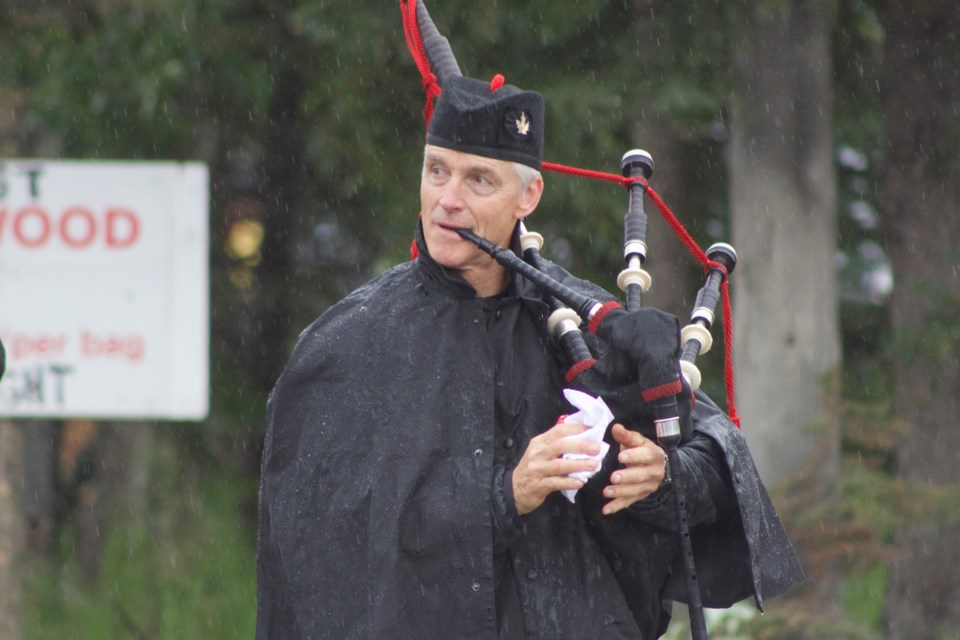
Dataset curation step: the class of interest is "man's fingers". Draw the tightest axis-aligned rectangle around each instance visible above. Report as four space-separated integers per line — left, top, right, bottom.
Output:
609 464 661 486
616 435 666 467
611 422 649 448
552 437 602 459
517 457 597 490
517 470 585 492
532 423 602 458
545 475 586 492
604 476 659 496
603 497 639 516
536 456 600 478
601 430 667 514
602 478 662 514
544 421 591 440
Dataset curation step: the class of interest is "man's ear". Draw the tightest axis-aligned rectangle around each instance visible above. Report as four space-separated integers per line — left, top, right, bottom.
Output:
516 175 545 220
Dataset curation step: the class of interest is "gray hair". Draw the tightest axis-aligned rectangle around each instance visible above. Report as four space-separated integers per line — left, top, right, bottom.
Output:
512 162 542 195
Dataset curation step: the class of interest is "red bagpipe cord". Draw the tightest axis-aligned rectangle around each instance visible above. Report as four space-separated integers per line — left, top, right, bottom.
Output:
543 162 740 428
400 1 740 428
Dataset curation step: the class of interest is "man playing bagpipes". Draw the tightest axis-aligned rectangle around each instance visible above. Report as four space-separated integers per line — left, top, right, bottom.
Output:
255 4 803 639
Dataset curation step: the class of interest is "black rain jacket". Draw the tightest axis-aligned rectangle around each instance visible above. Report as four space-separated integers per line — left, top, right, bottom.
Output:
256 226 803 639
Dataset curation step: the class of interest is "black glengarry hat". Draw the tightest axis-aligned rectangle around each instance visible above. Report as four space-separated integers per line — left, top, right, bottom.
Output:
427 75 544 170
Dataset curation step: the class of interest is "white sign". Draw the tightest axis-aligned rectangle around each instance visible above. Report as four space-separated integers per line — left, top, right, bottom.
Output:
0 160 209 420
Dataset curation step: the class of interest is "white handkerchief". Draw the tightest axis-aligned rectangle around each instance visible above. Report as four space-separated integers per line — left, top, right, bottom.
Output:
559 388 614 503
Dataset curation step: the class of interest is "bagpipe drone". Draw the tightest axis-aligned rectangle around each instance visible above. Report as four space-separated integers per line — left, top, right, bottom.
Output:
401 2 743 637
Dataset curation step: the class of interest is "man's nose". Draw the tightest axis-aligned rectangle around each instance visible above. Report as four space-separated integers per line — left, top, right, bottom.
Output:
438 178 465 211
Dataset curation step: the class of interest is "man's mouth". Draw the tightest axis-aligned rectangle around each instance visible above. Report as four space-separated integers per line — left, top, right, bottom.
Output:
437 222 470 236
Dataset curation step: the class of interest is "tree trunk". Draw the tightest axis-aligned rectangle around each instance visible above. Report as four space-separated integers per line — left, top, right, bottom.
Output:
728 0 840 491
0 423 24 640
0 85 25 640
635 120 697 319
881 2 960 637
728 1 842 614
630 0 714 321
22 422 57 554
250 60 304 392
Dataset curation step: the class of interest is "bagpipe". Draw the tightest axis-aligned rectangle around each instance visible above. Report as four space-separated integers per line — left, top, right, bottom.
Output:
402 1 741 636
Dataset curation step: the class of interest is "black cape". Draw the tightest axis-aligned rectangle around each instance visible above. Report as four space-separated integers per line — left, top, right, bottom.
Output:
256 230 803 639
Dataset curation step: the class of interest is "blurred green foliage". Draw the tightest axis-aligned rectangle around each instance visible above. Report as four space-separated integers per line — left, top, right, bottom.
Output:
24 437 257 638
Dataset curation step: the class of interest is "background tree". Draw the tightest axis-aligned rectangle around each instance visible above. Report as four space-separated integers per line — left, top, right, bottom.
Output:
729 0 841 489
879 1 960 637
1 82 27 640
0 421 23 640
726 0 843 622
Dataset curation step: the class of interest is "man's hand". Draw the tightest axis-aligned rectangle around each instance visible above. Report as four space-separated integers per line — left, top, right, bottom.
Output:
513 422 603 516
602 423 667 516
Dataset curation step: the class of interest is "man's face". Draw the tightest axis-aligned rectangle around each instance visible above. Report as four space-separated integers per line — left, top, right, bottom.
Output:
420 145 542 283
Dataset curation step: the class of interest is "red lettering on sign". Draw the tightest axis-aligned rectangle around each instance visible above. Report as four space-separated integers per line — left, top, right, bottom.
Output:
105 208 139 248
13 205 51 248
60 206 97 248
0 205 141 249
81 331 145 363
0 331 69 358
